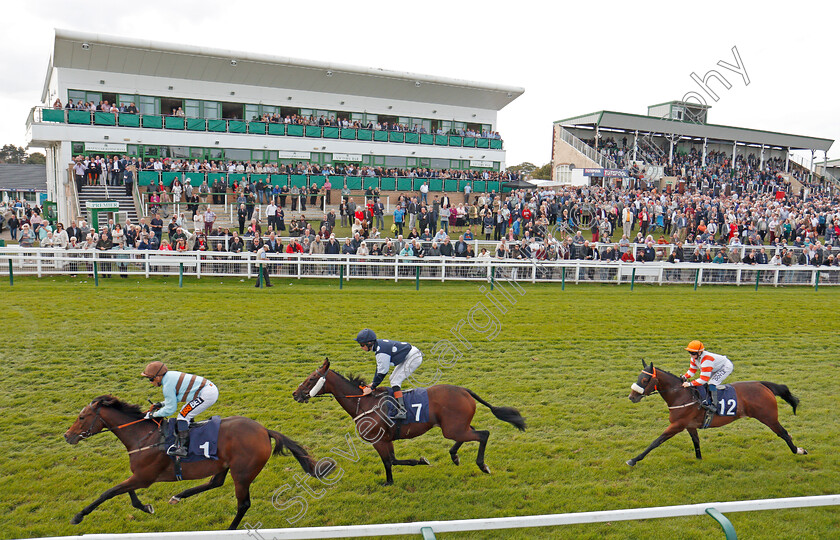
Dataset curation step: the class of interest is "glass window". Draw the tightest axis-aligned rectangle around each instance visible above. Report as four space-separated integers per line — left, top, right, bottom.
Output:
321 153 333 164
406 157 418 168
68 90 86 104
119 94 137 107
430 158 450 169
190 147 203 159
384 156 406 167
362 155 372 166
268 151 278 161
225 148 250 161
127 145 139 156
450 160 461 169
366 114 377 125
72 142 84 154
421 119 431 132
374 156 386 166
351 113 365 123
138 96 157 115
143 146 159 157
251 150 264 161
261 105 278 116
245 104 260 121
419 158 431 168
185 100 200 118
208 148 223 160
203 101 220 120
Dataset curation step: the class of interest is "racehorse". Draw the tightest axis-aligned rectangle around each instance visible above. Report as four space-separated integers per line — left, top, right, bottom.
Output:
292 358 526 485
64 395 319 529
626 360 807 466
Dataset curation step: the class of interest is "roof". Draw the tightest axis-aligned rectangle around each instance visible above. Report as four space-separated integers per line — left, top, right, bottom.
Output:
48 29 525 110
555 110 833 152
647 100 711 110
0 164 47 191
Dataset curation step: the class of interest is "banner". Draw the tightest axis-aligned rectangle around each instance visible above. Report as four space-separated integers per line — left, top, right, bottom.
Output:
85 201 120 209
85 143 128 153
277 151 311 160
333 153 362 162
583 168 629 178
470 160 494 168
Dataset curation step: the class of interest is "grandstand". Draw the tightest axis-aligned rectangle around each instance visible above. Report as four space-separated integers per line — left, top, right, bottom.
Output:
551 100 834 190
26 29 523 227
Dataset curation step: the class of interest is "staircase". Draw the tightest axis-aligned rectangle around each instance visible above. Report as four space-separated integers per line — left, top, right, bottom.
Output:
556 126 619 170
77 185 139 225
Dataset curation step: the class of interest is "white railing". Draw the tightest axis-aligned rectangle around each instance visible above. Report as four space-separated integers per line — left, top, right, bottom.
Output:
23 494 840 540
1 248 837 287
557 126 619 169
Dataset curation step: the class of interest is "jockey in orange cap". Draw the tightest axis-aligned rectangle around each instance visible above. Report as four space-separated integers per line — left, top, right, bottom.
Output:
681 341 734 413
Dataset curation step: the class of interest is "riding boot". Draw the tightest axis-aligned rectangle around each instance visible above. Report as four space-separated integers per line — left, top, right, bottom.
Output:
168 419 189 457
392 386 407 420
706 386 719 414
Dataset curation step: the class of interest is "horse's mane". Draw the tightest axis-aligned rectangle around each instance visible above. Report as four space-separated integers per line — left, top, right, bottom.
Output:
92 395 145 419
332 371 367 388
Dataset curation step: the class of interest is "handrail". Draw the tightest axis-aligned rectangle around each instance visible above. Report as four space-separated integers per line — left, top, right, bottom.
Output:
556 126 619 169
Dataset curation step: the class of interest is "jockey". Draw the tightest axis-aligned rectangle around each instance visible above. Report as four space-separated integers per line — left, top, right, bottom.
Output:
141 361 218 457
355 329 423 420
681 341 734 413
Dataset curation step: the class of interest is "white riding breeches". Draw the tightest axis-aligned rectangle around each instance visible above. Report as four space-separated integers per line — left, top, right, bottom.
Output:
177 382 218 422
389 347 423 387
708 360 734 387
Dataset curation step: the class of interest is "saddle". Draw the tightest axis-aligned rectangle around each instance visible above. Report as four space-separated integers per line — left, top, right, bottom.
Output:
160 416 221 479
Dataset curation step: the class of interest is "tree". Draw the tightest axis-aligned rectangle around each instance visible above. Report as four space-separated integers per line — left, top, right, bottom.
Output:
26 152 46 164
508 162 538 176
532 163 553 180
0 144 27 164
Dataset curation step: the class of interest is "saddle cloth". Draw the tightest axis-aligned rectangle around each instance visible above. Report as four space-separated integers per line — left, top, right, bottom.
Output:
384 388 430 423
164 416 221 462
696 385 738 416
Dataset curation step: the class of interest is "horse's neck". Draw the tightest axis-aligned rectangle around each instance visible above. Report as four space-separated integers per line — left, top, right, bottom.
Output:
102 409 154 450
326 372 369 417
656 371 691 405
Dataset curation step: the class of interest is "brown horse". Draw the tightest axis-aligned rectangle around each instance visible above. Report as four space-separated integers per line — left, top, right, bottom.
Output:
64 395 319 529
292 358 526 485
627 360 807 466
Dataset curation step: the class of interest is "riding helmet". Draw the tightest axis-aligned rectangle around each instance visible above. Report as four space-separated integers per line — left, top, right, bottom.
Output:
355 329 377 344
685 340 704 353
141 361 168 379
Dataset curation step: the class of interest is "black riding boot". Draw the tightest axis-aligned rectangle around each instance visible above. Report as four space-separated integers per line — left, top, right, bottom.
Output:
703 385 719 413
392 386 407 420
168 420 189 457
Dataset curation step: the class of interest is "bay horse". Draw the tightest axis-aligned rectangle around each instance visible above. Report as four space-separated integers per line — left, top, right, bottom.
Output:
63 395 319 529
292 358 526 485
627 360 807 466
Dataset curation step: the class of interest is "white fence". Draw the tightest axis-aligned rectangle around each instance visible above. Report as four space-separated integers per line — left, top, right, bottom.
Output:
1 248 838 287
22 494 840 540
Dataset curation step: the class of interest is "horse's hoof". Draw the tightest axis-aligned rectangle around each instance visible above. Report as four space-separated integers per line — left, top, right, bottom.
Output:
479 463 491 474
71 514 83 525
169 496 181 505
797 448 808 455
450 454 460 466
145 504 155 514
626 459 636 467
420 457 430 465
381 481 393 487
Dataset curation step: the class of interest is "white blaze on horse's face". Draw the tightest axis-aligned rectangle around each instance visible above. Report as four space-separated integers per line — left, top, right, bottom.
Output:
309 376 326 398
630 383 646 395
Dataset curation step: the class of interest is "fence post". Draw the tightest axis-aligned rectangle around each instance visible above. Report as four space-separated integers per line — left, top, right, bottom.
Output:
93 260 99 287
693 268 699 290
491 265 495 290
415 265 420 291
339 264 343 289
630 267 636 291
705 507 737 540
561 266 566 290
420 526 437 539
815 270 820 291
179 262 184 288
257 264 263 288
755 269 760 291
8 259 13 286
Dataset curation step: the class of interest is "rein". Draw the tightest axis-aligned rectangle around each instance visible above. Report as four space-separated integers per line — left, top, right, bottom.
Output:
640 369 700 408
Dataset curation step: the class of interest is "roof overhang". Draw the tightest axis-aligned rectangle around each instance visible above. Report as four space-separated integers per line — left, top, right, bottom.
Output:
49 29 524 111
556 111 833 152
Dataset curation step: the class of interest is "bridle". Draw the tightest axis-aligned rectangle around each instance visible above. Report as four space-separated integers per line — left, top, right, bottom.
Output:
79 402 161 446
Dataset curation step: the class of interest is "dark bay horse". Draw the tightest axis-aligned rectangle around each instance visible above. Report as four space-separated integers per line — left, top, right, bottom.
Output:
64 395 319 529
627 360 807 466
292 358 526 485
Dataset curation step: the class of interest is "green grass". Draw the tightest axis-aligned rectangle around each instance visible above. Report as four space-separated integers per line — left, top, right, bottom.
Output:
1 278 838 539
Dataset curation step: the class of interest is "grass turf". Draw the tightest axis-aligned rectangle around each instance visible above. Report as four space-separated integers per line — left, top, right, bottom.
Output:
0 277 838 539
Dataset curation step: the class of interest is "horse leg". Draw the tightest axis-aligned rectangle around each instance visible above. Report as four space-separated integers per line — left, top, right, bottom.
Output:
474 430 491 474
687 428 702 459
626 423 684 466
128 490 154 515
759 417 808 455
389 449 430 467
227 472 257 530
449 441 464 465
372 440 395 486
72 475 152 524
170 469 228 504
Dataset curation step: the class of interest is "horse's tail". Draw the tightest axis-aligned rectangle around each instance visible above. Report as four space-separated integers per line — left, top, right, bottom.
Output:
760 382 800 415
268 430 318 477
466 389 526 431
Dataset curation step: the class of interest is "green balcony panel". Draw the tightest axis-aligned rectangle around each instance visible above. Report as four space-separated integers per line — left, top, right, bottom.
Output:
413 178 427 191
434 135 448 146
363 177 379 190
396 177 412 191
164 116 185 130
329 176 346 189
94 112 116 126
458 180 473 192
184 172 205 186
208 173 227 187
138 170 159 186
118 113 140 127
42 109 65 123
357 129 372 141
340 128 357 140
380 177 396 191
448 136 462 147
429 178 443 192
250 174 268 185
344 176 362 190
228 173 247 186
323 127 339 139
476 138 490 149
290 174 308 188
143 115 163 129
462 137 476 148
270 174 289 186
161 172 180 186
473 181 486 192
444 179 458 192
405 132 419 144
287 124 304 137
489 139 502 150
229 120 246 133
389 132 405 143
248 122 267 135
187 118 206 131
305 125 322 138
268 123 286 136
208 119 227 132
68 110 92 125
419 134 434 145
486 181 500 193
373 130 388 142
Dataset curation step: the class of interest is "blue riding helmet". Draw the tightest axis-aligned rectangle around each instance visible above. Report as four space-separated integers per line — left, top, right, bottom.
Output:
355 329 377 343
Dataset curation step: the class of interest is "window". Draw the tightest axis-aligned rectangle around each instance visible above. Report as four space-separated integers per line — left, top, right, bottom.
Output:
72 142 84 154
185 100 201 118
138 96 157 115
225 148 250 161
68 90 86 104
251 150 264 161
119 94 138 108
556 164 572 184
208 148 223 160
203 101 220 120
384 156 406 167
190 148 203 159
245 104 260 121
430 158 450 169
